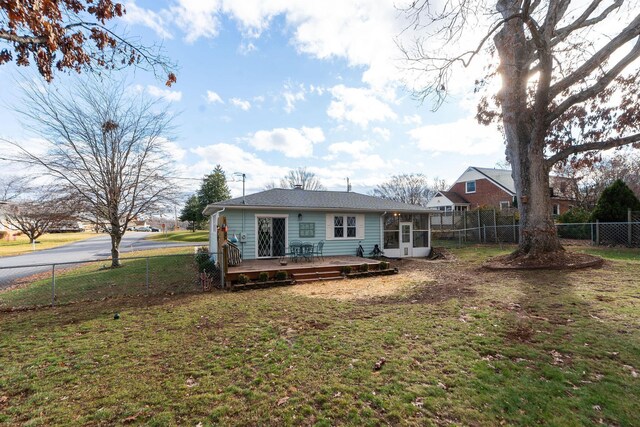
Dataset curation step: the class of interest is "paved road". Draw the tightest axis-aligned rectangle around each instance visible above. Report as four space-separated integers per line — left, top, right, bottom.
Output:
0 232 204 287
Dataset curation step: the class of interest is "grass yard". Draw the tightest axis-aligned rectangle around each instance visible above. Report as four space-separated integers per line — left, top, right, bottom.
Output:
0 247 199 309
0 232 99 257
0 245 639 426
145 230 209 243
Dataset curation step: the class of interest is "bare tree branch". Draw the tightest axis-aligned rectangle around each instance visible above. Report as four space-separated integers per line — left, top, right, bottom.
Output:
546 132 640 166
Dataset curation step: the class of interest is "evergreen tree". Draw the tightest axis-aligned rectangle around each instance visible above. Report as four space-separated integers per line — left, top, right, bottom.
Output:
198 165 231 209
591 180 640 222
179 194 202 232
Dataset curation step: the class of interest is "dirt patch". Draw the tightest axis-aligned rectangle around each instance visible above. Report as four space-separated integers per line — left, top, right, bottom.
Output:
287 257 477 304
483 251 604 270
286 274 417 301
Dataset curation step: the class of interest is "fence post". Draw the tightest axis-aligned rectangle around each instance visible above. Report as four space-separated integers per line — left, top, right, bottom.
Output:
483 224 486 243
512 214 516 243
51 264 56 307
595 220 600 245
629 208 632 246
146 257 150 293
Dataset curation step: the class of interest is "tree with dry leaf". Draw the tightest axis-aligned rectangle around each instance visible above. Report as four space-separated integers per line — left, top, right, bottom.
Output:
402 0 640 264
0 0 175 85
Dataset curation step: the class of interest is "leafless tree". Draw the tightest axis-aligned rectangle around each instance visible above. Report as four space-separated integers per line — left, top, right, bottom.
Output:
280 167 326 191
372 174 445 205
401 0 640 263
5 76 177 267
0 175 29 202
554 150 640 208
3 192 74 243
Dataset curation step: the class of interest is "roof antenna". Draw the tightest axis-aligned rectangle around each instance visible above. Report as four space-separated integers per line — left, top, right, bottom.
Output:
346 177 351 192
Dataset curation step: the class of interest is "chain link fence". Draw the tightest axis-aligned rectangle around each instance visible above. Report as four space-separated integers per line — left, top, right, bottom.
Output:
431 209 640 248
0 252 222 311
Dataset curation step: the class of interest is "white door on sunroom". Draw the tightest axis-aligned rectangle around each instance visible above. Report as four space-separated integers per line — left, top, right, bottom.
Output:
400 222 413 257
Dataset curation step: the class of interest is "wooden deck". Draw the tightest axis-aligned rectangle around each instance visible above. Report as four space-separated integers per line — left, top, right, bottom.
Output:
227 256 382 284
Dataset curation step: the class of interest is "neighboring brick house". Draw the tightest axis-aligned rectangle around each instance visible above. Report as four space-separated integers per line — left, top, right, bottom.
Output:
426 166 575 215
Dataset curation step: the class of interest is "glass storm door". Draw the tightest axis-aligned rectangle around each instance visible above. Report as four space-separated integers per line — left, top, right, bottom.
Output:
400 222 413 257
257 217 286 258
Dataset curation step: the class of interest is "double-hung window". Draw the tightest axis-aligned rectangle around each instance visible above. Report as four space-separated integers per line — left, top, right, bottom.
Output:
328 214 363 240
465 180 476 193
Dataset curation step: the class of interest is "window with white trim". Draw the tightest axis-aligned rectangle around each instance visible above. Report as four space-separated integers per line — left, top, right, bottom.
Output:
500 201 510 211
552 204 560 215
466 180 476 193
329 214 362 239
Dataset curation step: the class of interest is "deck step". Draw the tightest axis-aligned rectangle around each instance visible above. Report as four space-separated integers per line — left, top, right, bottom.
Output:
294 276 345 284
292 270 342 279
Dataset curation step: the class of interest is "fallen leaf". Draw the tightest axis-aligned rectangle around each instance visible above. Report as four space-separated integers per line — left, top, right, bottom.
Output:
277 396 290 406
373 358 386 371
185 377 198 388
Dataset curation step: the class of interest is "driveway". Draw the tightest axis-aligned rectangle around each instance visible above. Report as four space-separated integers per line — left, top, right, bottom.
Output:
0 232 204 288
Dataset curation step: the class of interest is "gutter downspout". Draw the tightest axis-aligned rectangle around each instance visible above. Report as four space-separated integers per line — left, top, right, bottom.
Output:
379 211 386 254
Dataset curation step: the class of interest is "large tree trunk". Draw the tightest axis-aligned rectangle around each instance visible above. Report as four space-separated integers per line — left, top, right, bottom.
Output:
495 0 563 259
110 231 122 268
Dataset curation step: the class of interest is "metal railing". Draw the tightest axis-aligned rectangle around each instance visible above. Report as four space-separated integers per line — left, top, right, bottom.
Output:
0 252 222 310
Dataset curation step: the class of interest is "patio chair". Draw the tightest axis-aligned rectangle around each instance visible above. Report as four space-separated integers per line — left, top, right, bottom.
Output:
300 242 314 262
289 240 303 262
277 242 297 263
312 240 325 261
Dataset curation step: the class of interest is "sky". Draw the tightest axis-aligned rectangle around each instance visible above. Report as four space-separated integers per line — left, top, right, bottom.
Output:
0 0 508 199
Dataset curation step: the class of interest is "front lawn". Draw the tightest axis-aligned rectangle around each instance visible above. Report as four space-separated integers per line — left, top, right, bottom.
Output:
145 230 209 243
0 246 638 426
0 232 99 257
0 247 198 309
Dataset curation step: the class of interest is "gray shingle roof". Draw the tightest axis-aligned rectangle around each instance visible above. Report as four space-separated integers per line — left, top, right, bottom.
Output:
472 167 516 194
439 191 470 204
203 188 437 215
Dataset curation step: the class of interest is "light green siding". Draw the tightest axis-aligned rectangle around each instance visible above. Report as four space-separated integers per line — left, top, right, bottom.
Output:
222 209 383 260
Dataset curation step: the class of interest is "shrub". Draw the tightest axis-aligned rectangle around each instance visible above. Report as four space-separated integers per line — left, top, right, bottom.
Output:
557 207 591 224
274 270 288 281
340 265 352 274
258 272 269 282
379 261 389 270
195 252 210 268
0 231 7 240
237 274 249 284
360 263 369 272
591 179 640 222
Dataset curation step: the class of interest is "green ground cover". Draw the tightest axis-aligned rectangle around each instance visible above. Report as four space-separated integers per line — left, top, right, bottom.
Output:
0 246 638 426
0 232 99 257
0 247 198 310
145 231 209 243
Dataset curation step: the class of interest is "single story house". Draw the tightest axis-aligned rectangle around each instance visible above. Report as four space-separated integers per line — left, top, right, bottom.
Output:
203 188 438 260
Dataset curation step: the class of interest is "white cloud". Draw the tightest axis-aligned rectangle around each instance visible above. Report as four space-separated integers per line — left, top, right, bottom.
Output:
372 127 391 141
190 143 289 195
282 83 306 113
205 90 224 104
122 2 173 39
402 114 422 125
326 140 372 159
146 85 182 102
230 98 251 111
123 1 414 89
248 127 325 158
327 84 397 128
408 118 504 155
238 41 257 55
168 0 221 43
